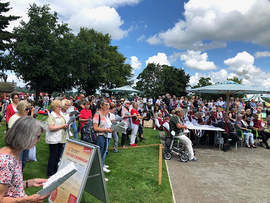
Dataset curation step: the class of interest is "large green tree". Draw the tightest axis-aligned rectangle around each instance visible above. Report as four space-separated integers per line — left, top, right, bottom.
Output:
136 63 190 98
10 4 79 98
0 1 19 72
0 1 19 52
75 28 132 95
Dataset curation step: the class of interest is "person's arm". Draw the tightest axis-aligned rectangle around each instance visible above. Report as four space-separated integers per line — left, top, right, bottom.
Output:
235 122 245 130
93 123 113 133
155 119 161 128
176 121 188 130
249 121 257 130
0 183 49 203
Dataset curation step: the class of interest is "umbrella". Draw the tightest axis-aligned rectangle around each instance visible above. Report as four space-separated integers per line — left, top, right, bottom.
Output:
107 85 142 99
245 95 266 103
189 80 270 112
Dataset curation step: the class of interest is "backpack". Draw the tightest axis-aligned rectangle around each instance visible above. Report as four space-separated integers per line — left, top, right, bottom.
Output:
81 115 100 144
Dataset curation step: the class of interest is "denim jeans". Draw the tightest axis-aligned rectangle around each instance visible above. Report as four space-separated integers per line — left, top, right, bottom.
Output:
70 121 78 139
43 101 49 110
102 138 110 166
96 135 107 167
243 131 254 144
20 149 29 171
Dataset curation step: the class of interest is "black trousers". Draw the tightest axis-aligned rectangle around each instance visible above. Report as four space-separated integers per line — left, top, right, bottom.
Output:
258 131 270 147
222 132 239 146
121 129 131 146
47 143 63 177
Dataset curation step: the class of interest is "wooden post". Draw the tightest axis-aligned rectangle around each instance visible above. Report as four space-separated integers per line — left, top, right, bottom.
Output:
158 144 162 185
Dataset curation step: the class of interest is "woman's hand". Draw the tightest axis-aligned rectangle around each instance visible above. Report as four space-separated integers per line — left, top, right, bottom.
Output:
27 193 51 203
106 128 114 133
62 124 69 129
30 179 47 187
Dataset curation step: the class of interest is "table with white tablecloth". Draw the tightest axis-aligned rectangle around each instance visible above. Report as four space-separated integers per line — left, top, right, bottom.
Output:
185 123 225 150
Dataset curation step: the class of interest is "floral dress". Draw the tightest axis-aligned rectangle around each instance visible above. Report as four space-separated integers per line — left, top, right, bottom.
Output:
0 153 26 198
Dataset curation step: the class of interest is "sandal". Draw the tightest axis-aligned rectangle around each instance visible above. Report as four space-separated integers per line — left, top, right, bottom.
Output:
245 145 251 148
251 144 256 148
122 145 128 149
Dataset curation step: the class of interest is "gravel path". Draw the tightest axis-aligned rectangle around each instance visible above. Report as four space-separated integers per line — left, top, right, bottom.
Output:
162 133 270 203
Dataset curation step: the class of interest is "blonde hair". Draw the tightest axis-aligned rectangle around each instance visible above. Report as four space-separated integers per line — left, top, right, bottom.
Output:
16 100 31 115
61 99 70 107
51 100 62 111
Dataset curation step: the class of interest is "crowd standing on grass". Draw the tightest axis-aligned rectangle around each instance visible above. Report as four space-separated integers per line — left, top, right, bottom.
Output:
1 90 270 195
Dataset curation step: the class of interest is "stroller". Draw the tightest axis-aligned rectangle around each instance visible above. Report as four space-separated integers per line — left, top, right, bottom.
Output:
163 130 189 162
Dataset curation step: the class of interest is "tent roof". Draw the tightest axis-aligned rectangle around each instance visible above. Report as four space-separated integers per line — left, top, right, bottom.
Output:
189 81 270 95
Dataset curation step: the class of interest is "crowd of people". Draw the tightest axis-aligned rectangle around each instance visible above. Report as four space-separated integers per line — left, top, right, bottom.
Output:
1 91 270 200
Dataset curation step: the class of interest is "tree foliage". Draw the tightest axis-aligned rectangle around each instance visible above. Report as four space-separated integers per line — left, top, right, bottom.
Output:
192 77 212 88
136 63 190 98
10 4 78 98
75 28 132 95
227 76 242 84
0 1 19 52
0 1 20 72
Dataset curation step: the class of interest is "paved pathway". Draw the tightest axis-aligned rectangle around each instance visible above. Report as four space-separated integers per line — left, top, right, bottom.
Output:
160 132 270 203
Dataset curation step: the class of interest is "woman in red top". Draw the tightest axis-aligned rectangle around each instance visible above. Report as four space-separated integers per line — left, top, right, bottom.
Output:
79 101 92 132
6 92 20 126
130 102 142 147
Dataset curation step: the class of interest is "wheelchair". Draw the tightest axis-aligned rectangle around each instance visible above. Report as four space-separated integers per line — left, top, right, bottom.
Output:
163 131 190 162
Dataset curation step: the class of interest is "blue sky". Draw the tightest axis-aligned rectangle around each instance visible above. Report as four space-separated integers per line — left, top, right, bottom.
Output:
6 0 270 89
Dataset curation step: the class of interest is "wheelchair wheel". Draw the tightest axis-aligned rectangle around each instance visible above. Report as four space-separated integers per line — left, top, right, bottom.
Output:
164 152 172 160
180 153 189 162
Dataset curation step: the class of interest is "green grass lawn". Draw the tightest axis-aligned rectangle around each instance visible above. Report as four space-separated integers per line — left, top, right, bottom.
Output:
0 115 173 203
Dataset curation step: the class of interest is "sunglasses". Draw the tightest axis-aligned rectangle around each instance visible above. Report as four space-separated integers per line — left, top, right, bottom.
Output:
37 134 41 140
25 108 30 111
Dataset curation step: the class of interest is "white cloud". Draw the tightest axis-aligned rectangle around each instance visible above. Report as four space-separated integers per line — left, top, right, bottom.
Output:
180 50 217 71
145 53 171 66
66 6 128 40
7 0 140 40
254 51 270 58
189 72 205 86
224 51 261 76
6 73 26 87
147 0 270 50
130 56 142 70
146 35 162 45
137 34 145 42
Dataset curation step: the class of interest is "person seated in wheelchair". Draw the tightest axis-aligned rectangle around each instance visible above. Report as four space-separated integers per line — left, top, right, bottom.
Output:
212 113 239 152
169 108 198 162
249 113 270 150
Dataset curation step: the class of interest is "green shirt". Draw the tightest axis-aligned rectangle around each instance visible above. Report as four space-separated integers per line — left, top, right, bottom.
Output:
169 115 184 135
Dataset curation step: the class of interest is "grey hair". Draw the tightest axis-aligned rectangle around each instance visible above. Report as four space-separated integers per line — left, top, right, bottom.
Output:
5 116 45 150
17 100 31 115
97 98 108 109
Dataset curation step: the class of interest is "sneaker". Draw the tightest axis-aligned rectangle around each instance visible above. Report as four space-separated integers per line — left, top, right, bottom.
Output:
104 165 109 168
154 128 156 130
130 143 137 147
190 157 198 162
105 178 109 182
113 149 121 153
103 167 110 173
